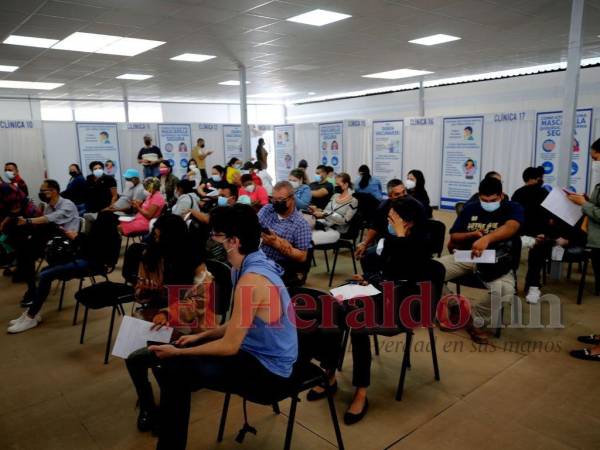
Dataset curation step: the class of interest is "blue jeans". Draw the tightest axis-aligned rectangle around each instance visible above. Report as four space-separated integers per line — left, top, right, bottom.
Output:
27 259 96 316
143 165 160 178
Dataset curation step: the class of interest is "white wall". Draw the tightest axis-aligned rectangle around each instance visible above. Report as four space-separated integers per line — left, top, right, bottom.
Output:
0 98 41 121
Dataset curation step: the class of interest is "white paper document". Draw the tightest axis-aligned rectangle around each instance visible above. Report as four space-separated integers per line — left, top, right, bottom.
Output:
206 189 219 197
330 283 381 301
118 215 135 222
112 316 173 359
454 249 496 264
541 188 583 227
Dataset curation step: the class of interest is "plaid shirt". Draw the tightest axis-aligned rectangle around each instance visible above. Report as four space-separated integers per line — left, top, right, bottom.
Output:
258 204 312 263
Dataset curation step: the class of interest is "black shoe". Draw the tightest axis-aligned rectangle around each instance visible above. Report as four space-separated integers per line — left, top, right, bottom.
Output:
577 335 600 345
307 381 338 401
137 409 156 432
343 398 368 425
570 348 600 361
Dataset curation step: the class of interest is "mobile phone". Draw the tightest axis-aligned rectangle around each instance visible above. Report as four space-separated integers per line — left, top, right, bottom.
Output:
147 340 169 347
261 226 272 234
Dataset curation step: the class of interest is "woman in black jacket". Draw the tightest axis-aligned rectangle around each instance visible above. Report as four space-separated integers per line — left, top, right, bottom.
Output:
405 169 432 218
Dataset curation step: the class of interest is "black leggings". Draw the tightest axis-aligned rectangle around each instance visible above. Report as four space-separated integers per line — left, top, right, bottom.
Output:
155 350 289 450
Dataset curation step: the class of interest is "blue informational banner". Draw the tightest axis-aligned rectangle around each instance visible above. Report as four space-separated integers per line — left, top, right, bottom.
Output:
440 116 484 209
274 124 295 182
319 122 343 172
372 120 403 187
223 125 244 164
534 109 593 193
158 124 192 179
76 122 122 191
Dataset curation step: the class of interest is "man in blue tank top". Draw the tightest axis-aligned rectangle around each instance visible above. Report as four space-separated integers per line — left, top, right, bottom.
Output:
149 204 298 450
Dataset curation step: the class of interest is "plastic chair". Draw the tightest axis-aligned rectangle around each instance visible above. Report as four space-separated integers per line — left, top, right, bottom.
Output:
426 219 446 257
205 259 233 324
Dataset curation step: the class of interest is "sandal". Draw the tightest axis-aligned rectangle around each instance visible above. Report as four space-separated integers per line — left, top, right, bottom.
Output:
570 348 600 361
466 325 489 345
577 335 600 345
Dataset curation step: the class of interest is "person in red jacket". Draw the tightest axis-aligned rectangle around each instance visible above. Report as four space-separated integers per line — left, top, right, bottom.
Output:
239 174 269 208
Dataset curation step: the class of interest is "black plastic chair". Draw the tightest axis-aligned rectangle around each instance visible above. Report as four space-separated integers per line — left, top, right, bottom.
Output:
206 259 233 324
426 219 446 258
568 247 599 305
215 287 345 450
353 192 381 241
314 212 363 287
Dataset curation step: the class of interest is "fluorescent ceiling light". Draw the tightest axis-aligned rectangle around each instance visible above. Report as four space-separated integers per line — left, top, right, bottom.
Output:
219 80 250 86
53 32 121 52
308 92 316 95
99 37 164 56
0 80 64 90
248 92 296 98
0 65 19 72
363 68 433 79
116 73 153 80
409 34 461 46
287 9 351 26
170 53 216 62
3 35 59 48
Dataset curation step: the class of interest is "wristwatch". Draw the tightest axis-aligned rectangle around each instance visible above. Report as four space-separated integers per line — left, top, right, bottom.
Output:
26 218 32 225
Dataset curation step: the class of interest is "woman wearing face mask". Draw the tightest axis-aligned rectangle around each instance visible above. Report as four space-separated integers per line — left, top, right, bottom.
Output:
119 177 166 236
239 174 268 208
84 161 118 214
405 169 432 218
61 163 87 214
184 159 202 189
354 164 383 201
225 158 242 185
171 179 201 218
309 173 358 246
158 160 179 207
288 168 311 211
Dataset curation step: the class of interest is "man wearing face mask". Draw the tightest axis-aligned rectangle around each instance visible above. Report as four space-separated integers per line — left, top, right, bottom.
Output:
190 138 213 180
107 168 147 214
137 135 163 178
239 174 268 208
4 162 28 196
436 177 523 344
309 165 334 210
84 161 118 215
258 181 312 284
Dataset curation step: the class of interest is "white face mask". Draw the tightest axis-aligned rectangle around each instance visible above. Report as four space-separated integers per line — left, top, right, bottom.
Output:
244 184 255 193
143 189 151 197
404 179 416 190
4 170 15 180
125 181 134 189
93 169 104 178
289 180 300 189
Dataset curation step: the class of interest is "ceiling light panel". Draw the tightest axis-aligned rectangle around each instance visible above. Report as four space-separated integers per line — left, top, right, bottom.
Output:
286 9 351 26
0 65 19 72
170 53 217 62
116 73 153 80
3 35 59 48
409 34 461 46
52 32 121 52
219 80 250 86
363 68 433 79
0 80 64 90
99 37 165 56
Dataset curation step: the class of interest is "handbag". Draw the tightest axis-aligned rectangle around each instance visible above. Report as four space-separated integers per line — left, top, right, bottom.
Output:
475 240 514 282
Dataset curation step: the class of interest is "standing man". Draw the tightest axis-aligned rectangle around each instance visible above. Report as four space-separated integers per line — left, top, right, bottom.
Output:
137 134 163 178
191 138 213 181
4 162 28 196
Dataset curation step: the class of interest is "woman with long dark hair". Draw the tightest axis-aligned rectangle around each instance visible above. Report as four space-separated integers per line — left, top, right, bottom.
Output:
256 137 268 170
405 169 432 218
354 164 383 201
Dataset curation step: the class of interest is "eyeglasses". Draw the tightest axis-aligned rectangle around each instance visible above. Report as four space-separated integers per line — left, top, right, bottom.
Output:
209 232 227 239
272 194 292 203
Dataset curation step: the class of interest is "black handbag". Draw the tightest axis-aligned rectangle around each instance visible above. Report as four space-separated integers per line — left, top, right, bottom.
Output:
45 235 78 267
475 241 514 282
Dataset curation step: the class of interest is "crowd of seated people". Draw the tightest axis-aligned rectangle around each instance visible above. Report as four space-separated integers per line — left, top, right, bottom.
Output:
5 137 600 450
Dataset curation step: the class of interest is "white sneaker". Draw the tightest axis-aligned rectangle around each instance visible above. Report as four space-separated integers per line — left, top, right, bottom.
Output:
526 287 541 304
9 312 42 326
7 315 39 333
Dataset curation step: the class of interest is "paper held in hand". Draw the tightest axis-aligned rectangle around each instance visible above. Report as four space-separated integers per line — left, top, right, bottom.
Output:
330 283 381 301
541 188 583 227
453 249 496 264
112 316 173 359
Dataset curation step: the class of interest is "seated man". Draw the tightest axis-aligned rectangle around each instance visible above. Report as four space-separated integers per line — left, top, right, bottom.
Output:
149 204 298 450
108 168 146 214
355 179 407 274
310 164 334 210
258 181 312 284
436 177 523 344
239 174 269 208
11 179 80 308
4 162 28 196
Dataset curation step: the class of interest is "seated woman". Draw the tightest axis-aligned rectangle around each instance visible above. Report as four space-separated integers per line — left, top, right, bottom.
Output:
183 159 202 189
355 164 383 201
125 214 212 433
149 204 298 450
405 169 432 218
119 177 165 236
289 168 311 211
158 160 179 206
171 179 201 218
225 157 242 185
308 173 358 245
307 197 430 425
239 174 269 208
61 163 86 214
198 165 227 199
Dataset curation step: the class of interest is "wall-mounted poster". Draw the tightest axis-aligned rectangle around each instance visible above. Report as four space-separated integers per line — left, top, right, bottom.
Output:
372 120 403 187
274 124 295 182
534 109 593 193
76 122 122 191
223 125 244 163
319 122 343 172
158 124 192 179
440 116 484 209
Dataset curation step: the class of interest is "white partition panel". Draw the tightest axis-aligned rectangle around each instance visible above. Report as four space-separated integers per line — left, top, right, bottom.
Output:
344 120 371 180
2 125 45 194
43 121 78 192
295 123 319 176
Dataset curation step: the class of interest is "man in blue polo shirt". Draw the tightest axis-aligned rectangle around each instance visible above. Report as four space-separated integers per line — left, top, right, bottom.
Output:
437 177 524 344
258 181 312 284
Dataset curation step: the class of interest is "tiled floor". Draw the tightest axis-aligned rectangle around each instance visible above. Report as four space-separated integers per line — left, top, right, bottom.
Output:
2 210 600 449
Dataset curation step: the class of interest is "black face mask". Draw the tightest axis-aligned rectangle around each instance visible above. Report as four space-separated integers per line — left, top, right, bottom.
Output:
272 199 288 214
38 192 49 203
144 140 151 146
200 144 205 148
69 171 78 177
537 179 543 186
334 185 343 194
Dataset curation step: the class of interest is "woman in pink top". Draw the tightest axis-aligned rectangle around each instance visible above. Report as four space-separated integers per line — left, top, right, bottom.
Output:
239 173 269 208
119 177 165 236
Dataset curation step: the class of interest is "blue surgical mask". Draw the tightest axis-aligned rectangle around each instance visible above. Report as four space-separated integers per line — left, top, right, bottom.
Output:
217 196 229 207
314 174 322 182
93 169 104 178
480 200 501 213
212 175 222 182
387 223 397 236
